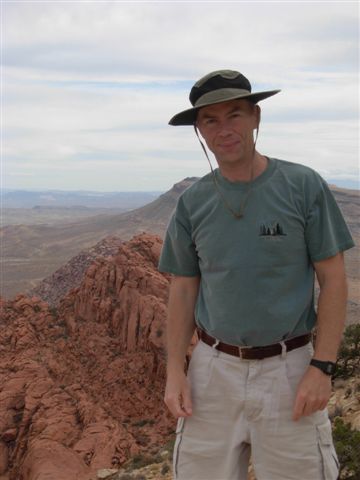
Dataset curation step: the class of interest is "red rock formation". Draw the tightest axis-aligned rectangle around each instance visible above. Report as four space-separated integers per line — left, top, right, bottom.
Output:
67 233 168 352
0 233 175 480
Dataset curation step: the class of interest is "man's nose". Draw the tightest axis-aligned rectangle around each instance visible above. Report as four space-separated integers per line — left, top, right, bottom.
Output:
218 124 233 137
217 118 234 136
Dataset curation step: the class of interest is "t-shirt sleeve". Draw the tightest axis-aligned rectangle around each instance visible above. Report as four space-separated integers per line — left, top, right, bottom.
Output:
305 179 355 262
158 195 200 276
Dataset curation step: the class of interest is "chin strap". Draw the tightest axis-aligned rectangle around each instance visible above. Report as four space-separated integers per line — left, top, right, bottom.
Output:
193 124 259 219
193 124 216 175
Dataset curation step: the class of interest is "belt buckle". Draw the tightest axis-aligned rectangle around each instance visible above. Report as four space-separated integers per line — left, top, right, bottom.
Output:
238 345 252 359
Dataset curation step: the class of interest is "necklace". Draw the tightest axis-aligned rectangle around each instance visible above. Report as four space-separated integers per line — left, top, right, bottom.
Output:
211 161 254 219
194 126 258 219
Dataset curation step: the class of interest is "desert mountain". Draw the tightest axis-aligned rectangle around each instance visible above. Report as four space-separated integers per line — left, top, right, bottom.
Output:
1 178 197 299
0 233 178 480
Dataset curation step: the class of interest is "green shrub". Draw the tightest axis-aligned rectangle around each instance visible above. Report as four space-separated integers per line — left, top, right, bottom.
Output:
333 417 360 479
335 325 360 379
161 463 170 475
160 436 176 461
125 454 155 471
132 418 155 427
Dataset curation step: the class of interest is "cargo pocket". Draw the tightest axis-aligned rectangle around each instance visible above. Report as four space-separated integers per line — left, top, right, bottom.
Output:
173 416 186 479
317 421 340 480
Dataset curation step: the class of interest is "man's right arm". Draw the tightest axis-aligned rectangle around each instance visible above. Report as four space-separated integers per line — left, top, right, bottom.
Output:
164 274 200 418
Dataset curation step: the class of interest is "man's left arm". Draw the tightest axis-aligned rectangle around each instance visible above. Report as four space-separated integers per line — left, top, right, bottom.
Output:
292 251 348 421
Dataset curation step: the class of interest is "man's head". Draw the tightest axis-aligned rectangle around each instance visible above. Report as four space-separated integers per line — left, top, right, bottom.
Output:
169 69 280 126
195 98 261 166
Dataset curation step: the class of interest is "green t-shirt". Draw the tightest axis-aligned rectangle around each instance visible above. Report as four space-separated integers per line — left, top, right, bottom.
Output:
158 158 355 346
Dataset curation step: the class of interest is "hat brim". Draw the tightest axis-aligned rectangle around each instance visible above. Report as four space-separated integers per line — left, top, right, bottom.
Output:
169 89 281 126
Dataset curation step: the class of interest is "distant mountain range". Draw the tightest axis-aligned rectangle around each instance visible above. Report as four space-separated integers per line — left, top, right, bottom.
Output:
2 189 162 209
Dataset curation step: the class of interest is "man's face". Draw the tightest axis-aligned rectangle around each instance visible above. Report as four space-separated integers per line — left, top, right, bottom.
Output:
196 99 260 165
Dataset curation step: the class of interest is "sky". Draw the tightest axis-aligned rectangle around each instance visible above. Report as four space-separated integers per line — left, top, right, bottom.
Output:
2 0 359 192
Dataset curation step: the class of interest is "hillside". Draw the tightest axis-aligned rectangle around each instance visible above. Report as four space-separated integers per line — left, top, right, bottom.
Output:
1 178 196 298
2 206 127 226
29 236 124 306
2 180 359 325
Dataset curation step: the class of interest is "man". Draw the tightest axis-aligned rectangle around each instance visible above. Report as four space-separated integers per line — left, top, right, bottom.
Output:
158 70 355 480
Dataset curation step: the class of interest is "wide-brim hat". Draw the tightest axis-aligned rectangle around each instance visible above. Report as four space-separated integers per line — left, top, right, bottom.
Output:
169 69 280 126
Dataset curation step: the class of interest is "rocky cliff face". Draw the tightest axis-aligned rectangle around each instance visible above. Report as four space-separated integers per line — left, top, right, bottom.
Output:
0 233 174 480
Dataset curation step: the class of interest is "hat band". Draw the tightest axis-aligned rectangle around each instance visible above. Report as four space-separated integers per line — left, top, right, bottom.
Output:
194 88 251 107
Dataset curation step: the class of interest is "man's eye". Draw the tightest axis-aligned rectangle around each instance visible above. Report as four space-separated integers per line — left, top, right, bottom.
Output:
204 118 216 126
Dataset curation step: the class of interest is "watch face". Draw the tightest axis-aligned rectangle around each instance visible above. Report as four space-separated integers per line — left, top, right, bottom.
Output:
326 363 335 374
310 359 336 375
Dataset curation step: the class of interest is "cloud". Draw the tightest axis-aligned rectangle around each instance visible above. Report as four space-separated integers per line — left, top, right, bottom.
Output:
4 2 358 79
2 1 359 191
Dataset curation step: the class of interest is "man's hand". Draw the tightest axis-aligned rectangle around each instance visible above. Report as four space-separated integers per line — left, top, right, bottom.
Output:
164 369 193 418
292 365 332 421
292 252 346 422
164 275 199 419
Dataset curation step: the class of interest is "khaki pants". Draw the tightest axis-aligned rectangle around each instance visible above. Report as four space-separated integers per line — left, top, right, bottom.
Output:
173 340 339 480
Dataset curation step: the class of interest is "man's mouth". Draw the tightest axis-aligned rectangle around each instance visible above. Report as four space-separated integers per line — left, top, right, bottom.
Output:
219 141 240 149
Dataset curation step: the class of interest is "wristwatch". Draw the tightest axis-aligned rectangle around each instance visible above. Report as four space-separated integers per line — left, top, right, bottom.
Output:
310 359 336 376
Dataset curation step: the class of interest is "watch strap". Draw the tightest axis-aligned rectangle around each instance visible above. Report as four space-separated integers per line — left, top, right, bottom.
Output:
310 358 336 376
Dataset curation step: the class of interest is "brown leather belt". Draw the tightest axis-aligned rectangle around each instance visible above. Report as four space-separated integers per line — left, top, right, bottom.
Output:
197 328 312 360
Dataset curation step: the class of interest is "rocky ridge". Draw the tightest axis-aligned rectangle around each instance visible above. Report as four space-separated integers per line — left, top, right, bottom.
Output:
29 236 123 307
0 233 175 480
1 225 359 479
